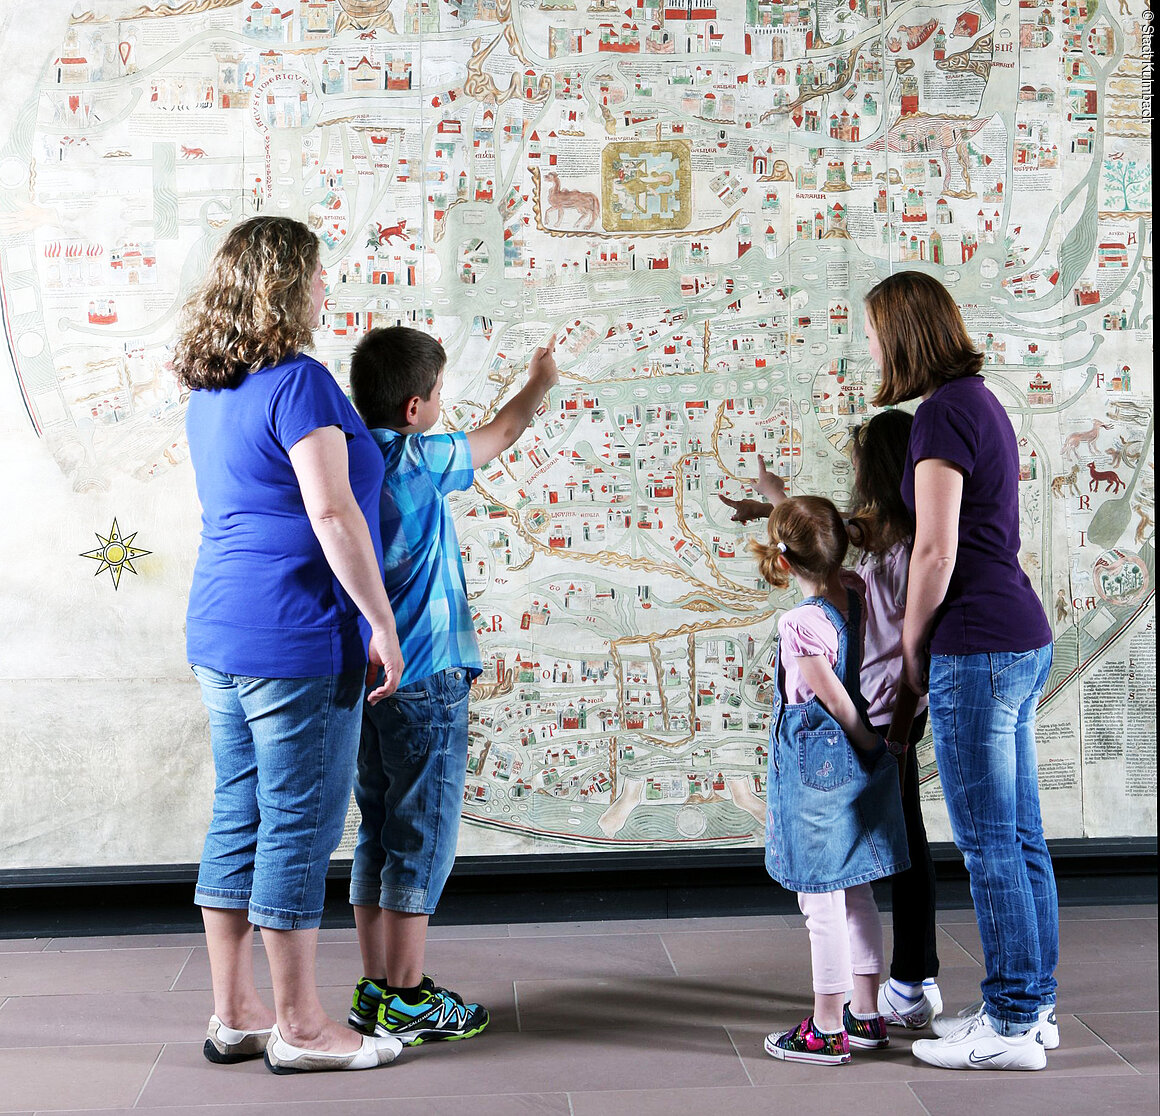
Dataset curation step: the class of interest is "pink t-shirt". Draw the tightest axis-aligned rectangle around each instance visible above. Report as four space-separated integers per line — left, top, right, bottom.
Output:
855 542 929 726
777 573 867 705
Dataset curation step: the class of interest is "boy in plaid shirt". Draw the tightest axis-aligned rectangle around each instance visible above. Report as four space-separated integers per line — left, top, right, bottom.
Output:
346 326 558 1045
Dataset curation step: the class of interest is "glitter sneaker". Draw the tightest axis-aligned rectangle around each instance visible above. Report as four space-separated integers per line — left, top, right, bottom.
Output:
843 1004 890 1048
764 1016 851 1065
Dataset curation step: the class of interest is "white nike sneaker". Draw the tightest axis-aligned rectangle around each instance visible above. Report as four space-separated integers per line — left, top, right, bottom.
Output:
912 1011 1047 1071
932 999 984 1037
1038 1003 1059 1050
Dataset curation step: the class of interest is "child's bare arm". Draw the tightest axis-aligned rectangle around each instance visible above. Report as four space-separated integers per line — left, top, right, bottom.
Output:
467 337 559 467
718 458 785 522
793 655 879 752
754 457 787 504
718 494 773 523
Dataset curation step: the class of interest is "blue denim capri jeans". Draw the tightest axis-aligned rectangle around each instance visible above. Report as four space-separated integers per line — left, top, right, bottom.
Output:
349 667 472 915
929 645 1057 1035
192 665 365 931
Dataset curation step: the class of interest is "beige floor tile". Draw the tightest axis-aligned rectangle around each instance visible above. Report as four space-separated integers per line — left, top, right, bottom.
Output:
0 939 47 953
45 932 208 951
315 922 513 944
509 915 793 937
514 973 808 1031
941 913 1159 968
173 932 675 991
49 1095 569 1116
1058 961 1159 1014
659 926 814 979
909 1073 1159 1114
659 922 982 982
0 945 193 997
0 1044 161 1112
1057 904 1157 921
425 922 515 941
1058 917 1160 963
1076 1010 1159 1074
0 989 211 1048
570 1082 932 1116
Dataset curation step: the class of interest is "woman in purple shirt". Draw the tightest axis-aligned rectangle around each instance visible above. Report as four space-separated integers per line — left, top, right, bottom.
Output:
864 272 1056 1072
177 217 405 1074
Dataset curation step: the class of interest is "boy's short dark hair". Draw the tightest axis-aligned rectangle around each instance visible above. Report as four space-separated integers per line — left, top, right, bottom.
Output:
349 326 445 428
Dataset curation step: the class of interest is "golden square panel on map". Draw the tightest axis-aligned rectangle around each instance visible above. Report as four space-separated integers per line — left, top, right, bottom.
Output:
601 140 693 234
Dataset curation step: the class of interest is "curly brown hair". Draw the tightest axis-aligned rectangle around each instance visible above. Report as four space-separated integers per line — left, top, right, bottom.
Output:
867 271 983 407
750 496 848 590
173 217 321 390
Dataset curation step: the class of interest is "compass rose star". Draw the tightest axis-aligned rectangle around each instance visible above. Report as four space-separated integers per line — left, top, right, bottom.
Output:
80 518 151 590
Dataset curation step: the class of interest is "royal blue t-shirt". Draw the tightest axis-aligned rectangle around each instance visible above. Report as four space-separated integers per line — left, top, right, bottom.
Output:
185 353 385 678
902 375 1051 655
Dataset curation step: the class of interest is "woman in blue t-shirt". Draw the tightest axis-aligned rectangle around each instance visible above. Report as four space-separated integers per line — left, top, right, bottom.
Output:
862 272 1056 1072
176 217 405 1074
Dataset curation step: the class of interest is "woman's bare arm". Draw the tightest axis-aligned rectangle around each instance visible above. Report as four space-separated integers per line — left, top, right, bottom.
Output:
901 457 964 694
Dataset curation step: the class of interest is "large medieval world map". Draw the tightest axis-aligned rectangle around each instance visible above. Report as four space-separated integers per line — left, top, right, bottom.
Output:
0 0 1152 867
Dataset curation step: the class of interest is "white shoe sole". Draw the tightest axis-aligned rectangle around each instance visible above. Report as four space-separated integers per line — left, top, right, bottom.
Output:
264 1027 403 1074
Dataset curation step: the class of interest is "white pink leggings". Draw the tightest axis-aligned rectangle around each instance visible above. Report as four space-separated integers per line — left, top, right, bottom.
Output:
798 884 886 995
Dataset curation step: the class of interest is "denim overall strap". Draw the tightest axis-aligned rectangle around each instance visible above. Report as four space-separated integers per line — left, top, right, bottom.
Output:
770 631 787 743
798 590 866 715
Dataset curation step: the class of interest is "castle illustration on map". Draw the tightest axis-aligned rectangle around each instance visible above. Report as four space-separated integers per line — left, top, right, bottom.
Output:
0 0 1152 864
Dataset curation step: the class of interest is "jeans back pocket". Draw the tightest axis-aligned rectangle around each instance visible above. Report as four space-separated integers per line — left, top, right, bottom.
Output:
797 728 853 791
988 649 1039 712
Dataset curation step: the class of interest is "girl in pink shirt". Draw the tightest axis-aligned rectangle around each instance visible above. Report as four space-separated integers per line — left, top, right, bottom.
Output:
751 496 908 1066
722 411 941 1030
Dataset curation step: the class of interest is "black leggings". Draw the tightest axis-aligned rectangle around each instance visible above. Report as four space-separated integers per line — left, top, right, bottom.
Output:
873 710 939 982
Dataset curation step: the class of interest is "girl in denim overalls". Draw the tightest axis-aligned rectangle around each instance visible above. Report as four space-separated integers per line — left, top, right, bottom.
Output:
751 496 909 1066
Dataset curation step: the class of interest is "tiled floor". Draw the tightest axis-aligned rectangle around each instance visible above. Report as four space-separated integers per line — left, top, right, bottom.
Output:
0 904 1155 1114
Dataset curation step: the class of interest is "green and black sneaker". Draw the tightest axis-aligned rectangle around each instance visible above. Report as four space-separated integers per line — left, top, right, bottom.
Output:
350 975 489 1045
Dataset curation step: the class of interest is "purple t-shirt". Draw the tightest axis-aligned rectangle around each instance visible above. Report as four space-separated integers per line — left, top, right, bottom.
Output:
902 375 1051 655
186 353 385 678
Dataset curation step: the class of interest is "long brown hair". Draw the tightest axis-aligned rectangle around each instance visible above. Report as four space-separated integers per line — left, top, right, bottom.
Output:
867 271 983 406
173 217 320 390
846 409 915 555
750 496 848 590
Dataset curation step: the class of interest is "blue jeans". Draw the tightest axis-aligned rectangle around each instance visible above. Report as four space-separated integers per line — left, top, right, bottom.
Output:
929 645 1057 1035
349 668 471 915
192 665 364 930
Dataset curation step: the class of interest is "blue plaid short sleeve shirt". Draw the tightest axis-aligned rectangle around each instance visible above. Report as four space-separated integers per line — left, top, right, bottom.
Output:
371 428 482 686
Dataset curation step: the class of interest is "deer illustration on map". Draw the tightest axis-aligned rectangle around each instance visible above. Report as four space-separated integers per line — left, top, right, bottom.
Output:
1062 419 1111 461
543 172 600 229
1088 460 1125 493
